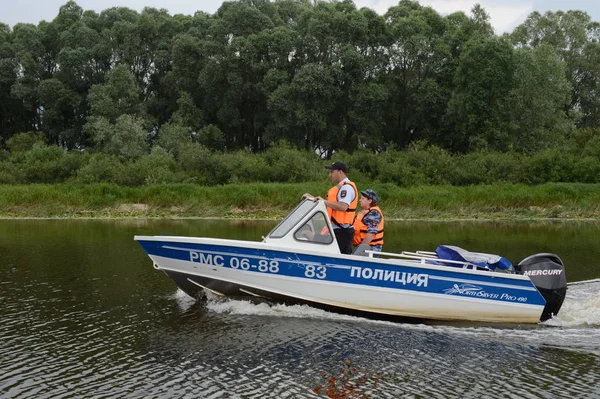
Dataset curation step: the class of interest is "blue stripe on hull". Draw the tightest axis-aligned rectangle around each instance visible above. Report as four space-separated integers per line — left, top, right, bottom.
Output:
137 240 546 307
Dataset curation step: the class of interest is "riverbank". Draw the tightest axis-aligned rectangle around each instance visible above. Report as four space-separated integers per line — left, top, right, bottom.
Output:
2 182 600 219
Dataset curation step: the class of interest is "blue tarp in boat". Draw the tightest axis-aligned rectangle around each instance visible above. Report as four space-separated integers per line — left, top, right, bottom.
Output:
435 245 513 271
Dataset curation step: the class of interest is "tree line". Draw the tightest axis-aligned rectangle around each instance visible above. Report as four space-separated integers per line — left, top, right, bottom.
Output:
1 0 600 185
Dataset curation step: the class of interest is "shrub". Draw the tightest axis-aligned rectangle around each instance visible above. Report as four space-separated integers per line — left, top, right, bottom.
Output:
581 135 600 158
452 151 524 185
155 123 192 159
377 152 421 186
226 152 270 183
402 143 455 185
524 150 573 184
135 147 184 185
74 153 125 184
6 131 45 153
0 161 23 183
85 115 149 161
22 143 83 183
567 127 600 155
178 143 214 184
344 148 382 180
570 156 600 183
262 142 323 182
197 124 226 151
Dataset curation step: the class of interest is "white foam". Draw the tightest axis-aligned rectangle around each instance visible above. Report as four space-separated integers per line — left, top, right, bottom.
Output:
171 289 196 312
205 296 363 323
545 280 600 327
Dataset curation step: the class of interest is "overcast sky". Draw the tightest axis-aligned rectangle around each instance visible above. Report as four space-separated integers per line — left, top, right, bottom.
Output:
2 0 599 34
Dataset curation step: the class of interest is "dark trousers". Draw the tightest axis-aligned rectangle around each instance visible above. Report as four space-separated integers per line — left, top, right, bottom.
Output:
334 228 354 254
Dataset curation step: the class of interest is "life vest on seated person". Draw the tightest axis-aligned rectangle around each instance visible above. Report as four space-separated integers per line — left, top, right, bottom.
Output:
352 206 384 246
326 181 358 227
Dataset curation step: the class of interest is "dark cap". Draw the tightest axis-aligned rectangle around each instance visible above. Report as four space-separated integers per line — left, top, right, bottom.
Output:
324 161 348 173
360 189 379 205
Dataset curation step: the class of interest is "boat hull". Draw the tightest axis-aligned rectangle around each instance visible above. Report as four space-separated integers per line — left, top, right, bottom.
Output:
136 236 547 324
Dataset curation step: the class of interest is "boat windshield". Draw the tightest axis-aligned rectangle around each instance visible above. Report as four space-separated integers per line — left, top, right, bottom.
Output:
267 200 318 239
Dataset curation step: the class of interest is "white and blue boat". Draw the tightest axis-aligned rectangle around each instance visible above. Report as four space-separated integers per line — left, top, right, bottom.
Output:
135 199 567 324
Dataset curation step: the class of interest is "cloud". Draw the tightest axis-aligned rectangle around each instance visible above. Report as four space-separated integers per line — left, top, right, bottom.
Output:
354 0 534 33
2 0 224 27
76 0 221 16
5 0 596 34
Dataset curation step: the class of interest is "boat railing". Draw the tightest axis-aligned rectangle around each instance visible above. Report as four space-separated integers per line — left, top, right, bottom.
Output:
366 250 485 270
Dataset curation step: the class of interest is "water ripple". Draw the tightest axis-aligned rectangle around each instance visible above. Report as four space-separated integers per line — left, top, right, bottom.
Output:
2 255 600 398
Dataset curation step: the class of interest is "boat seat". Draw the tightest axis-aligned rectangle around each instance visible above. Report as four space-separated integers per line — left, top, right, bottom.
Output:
435 245 513 271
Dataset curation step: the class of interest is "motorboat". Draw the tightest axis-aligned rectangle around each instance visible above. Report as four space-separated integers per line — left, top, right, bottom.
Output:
134 199 567 324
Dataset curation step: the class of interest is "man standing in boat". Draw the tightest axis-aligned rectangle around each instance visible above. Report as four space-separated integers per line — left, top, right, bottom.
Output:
302 161 358 254
352 189 384 256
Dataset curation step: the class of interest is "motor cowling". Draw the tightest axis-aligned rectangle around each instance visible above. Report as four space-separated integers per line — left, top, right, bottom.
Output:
516 253 567 321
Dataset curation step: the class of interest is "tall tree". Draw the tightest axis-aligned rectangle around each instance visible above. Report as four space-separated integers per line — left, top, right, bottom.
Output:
11 23 45 131
508 45 573 152
38 78 82 148
85 64 146 153
268 62 340 153
382 1 451 148
87 64 143 121
511 10 600 128
444 36 516 152
0 23 29 144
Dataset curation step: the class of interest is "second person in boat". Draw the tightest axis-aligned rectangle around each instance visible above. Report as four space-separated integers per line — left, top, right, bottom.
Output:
352 189 384 257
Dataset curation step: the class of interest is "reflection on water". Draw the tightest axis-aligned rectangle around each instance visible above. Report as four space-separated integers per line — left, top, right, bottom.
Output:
1 219 600 398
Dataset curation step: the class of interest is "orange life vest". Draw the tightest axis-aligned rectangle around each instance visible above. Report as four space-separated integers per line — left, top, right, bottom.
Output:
326 180 358 227
352 206 384 246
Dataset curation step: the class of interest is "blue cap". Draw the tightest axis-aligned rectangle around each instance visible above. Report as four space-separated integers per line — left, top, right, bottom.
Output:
360 189 379 205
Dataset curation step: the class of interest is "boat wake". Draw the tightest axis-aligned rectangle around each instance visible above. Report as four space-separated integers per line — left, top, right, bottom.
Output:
195 279 600 326
174 278 600 355
204 292 363 323
545 278 600 327
171 289 197 312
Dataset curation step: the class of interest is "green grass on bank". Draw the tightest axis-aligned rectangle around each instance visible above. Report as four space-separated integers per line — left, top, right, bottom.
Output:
1 182 600 219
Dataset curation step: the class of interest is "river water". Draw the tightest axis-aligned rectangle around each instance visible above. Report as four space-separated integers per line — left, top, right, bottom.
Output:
1 219 599 398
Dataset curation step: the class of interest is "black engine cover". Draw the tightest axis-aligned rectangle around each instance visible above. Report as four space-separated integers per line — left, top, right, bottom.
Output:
516 253 567 321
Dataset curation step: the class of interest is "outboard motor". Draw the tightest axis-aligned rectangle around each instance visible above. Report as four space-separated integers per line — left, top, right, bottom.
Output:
516 253 567 321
